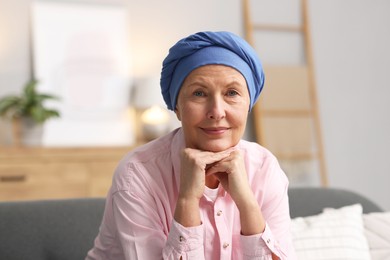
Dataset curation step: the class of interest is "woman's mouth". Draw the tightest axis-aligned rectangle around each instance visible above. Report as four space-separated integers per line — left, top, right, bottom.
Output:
201 127 229 135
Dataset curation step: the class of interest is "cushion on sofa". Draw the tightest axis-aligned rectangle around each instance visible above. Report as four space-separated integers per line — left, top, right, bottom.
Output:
363 211 390 259
291 204 371 260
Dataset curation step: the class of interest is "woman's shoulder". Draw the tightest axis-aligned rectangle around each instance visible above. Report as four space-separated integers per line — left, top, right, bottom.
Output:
238 139 277 160
239 139 288 188
110 129 181 191
122 128 181 163
238 139 282 173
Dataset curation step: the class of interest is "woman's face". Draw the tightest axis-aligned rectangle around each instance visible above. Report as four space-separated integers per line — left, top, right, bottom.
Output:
175 65 250 152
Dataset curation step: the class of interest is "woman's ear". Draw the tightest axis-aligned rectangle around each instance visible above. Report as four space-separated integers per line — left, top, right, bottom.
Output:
174 107 182 121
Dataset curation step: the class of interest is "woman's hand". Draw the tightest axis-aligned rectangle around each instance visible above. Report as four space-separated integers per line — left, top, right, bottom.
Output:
178 148 232 200
206 150 266 235
205 150 251 208
174 148 231 227
175 148 265 235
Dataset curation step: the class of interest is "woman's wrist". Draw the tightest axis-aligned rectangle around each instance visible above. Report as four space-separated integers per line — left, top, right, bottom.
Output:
174 197 201 227
233 189 256 210
237 195 265 235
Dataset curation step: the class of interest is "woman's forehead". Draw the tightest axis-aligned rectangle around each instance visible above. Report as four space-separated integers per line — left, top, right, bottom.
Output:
185 65 246 83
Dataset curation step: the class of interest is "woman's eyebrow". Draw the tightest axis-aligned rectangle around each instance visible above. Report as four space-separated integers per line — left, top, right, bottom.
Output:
225 80 246 88
185 78 211 88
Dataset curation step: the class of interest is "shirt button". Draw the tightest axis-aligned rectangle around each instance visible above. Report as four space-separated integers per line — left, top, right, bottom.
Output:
179 236 184 242
223 242 229 248
216 210 222 216
266 238 271 244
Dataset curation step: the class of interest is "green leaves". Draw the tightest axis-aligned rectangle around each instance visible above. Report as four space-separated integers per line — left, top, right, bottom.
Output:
0 96 22 117
30 106 60 124
0 80 60 124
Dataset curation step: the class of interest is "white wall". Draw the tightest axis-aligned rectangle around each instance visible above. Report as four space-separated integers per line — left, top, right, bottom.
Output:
0 0 31 145
309 0 390 210
126 0 242 77
0 0 389 210
0 0 31 96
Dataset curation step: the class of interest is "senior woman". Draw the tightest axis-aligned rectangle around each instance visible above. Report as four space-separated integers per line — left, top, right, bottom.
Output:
87 31 295 259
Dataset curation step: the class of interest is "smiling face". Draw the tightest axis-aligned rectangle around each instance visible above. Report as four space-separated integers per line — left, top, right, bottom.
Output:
175 65 250 152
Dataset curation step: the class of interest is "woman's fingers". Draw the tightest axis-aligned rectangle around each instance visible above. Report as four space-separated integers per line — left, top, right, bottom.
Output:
206 150 252 204
183 147 234 170
179 148 234 200
206 150 240 175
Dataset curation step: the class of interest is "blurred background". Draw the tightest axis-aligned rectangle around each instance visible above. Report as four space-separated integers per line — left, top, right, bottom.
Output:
0 0 389 210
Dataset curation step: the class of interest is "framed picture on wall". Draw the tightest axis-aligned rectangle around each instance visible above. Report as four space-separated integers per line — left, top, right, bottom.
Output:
32 1 134 146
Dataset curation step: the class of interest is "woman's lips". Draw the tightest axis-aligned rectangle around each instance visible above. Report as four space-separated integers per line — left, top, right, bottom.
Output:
201 127 229 135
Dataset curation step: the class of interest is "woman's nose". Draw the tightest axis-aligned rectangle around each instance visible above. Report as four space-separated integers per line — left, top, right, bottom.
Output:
206 97 226 120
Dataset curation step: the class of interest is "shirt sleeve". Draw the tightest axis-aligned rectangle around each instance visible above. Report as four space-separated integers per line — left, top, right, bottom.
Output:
240 223 288 259
112 190 166 259
163 220 205 259
240 153 297 260
112 189 206 260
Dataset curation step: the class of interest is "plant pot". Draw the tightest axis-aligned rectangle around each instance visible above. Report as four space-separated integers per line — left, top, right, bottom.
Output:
12 117 44 147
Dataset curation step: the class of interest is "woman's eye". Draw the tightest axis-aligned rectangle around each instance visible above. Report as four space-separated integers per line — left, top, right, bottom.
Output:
227 90 238 96
193 91 204 97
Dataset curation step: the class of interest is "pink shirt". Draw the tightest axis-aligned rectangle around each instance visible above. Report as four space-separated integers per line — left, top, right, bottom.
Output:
86 128 296 259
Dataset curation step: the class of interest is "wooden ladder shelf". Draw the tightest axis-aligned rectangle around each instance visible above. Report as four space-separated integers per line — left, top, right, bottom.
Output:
242 0 328 186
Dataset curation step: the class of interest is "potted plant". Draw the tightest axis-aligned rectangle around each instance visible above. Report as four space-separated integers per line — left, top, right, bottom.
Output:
0 79 60 146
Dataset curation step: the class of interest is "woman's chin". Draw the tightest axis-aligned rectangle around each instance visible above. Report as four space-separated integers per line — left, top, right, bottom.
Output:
197 140 237 152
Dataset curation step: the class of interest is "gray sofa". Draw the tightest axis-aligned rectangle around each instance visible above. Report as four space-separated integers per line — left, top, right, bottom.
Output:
0 187 382 260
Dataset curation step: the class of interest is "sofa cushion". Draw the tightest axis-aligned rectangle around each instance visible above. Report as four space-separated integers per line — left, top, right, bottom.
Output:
363 211 390 259
291 204 371 260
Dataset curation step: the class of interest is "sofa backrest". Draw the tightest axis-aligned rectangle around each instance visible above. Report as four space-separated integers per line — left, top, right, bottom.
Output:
288 187 382 218
0 188 383 260
0 198 105 260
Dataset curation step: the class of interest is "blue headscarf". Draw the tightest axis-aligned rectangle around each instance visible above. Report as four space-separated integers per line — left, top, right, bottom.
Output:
160 31 265 111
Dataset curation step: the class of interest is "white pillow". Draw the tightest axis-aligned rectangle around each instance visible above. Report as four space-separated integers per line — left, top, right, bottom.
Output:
363 211 390 260
291 204 371 260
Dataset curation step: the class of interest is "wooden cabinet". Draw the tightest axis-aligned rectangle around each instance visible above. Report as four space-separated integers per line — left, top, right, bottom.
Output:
0 146 137 201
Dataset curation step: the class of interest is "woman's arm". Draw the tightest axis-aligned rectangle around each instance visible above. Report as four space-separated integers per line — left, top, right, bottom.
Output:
174 148 232 227
207 150 286 259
